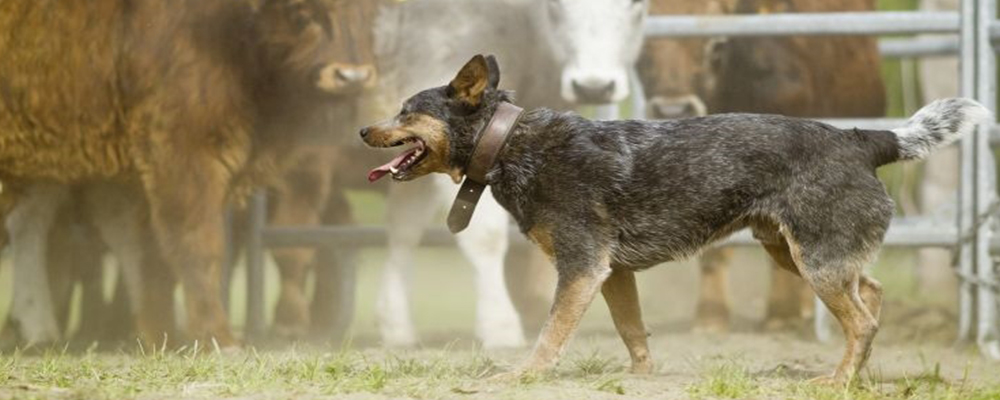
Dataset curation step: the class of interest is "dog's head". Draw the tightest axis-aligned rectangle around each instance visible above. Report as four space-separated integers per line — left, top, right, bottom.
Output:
361 54 509 183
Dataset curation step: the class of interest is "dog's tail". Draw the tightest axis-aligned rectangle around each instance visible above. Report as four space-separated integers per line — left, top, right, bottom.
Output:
880 98 992 164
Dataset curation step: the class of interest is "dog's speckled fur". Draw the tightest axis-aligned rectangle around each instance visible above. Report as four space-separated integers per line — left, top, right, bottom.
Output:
363 55 992 383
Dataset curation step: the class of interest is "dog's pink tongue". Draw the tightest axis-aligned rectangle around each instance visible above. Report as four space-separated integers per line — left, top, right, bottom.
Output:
367 167 390 182
367 148 418 182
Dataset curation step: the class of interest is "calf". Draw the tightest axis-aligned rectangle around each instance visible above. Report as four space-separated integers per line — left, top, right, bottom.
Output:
0 0 374 346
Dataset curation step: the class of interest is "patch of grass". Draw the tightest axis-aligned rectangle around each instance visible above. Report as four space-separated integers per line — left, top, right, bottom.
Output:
594 376 627 395
686 361 759 399
0 347 510 399
571 349 619 376
3 346 1000 399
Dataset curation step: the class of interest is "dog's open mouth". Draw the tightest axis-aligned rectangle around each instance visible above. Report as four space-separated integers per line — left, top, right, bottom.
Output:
367 137 428 182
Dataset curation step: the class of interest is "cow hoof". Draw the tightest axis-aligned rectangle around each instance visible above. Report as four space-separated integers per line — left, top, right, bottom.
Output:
693 317 730 335
271 324 310 342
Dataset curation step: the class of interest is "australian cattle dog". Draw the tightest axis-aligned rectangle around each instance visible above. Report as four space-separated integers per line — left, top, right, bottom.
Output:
361 54 991 383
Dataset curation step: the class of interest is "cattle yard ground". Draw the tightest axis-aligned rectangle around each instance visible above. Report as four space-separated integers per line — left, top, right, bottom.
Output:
0 190 998 399
0 329 997 400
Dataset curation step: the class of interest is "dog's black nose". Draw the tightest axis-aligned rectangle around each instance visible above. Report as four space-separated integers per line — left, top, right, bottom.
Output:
572 79 616 104
359 127 370 139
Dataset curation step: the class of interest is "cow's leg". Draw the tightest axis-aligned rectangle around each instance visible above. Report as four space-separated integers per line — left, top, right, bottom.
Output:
75 255 110 342
45 205 79 337
694 247 731 333
5 184 67 345
310 188 356 340
377 177 446 347
46 202 108 342
454 189 525 349
142 154 236 349
136 243 180 347
505 243 557 336
764 260 809 331
104 274 134 343
269 154 334 340
82 183 152 344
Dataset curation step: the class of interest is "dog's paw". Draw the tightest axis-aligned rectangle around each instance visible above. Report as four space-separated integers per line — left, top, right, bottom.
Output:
629 360 654 375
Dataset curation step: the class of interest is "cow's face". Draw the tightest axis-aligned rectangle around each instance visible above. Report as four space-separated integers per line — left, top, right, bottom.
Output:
536 0 648 104
258 0 378 97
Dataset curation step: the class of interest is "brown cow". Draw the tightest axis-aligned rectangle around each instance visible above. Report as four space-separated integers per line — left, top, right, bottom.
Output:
637 0 885 332
0 0 375 347
236 1 379 340
636 0 736 332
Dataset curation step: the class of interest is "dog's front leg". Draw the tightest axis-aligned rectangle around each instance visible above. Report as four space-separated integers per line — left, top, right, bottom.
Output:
498 233 612 379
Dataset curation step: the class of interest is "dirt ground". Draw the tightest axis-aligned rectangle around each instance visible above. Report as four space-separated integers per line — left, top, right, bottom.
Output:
0 328 996 399
0 216 998 399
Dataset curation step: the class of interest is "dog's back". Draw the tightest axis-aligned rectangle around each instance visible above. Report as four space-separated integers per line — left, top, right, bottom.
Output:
494 100 988 269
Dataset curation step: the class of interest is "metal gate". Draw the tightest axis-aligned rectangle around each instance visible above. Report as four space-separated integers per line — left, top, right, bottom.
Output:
242 0 1000 359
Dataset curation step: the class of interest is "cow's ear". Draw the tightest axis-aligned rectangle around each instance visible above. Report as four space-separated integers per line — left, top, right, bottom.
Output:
448 55 490 107
485 55 501 89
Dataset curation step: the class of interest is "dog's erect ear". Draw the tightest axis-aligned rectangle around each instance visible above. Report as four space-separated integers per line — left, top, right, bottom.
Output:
485 55 500 89
448 55 490 107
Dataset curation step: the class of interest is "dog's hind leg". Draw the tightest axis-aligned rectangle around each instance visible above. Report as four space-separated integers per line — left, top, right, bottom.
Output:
760 240 810 331
774 234 880 384
601 268 652 374
455 191 525 349
808 272 878 384
858 275 883 322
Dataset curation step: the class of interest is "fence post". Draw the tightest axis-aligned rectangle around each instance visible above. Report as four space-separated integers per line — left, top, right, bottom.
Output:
245 190 268 340
221 207 233 313
975 0 1000 359
629 67 647 120
958 0 978 343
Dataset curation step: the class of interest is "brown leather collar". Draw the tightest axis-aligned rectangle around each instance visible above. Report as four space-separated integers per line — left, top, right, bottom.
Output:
447 102 524 233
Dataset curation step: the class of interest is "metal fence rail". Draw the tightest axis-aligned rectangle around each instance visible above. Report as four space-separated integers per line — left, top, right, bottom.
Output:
644 11 959 37
244 4 1000 358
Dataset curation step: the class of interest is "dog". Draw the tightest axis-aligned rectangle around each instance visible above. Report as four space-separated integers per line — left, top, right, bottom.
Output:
361 54 991 383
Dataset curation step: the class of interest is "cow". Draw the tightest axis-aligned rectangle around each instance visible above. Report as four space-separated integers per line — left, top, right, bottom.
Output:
636 0 886 332
259 0 379 339
0 0 376 347
635 0 737 332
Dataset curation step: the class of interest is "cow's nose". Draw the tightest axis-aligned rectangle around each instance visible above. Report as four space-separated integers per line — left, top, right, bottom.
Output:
571 79 616 104
335 65 375 85
316 64 378 93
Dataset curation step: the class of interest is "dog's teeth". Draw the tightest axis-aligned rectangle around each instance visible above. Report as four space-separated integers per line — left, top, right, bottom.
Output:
389 166 399 174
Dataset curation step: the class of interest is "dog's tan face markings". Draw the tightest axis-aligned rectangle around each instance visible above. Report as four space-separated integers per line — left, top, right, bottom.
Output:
363 112 454 181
